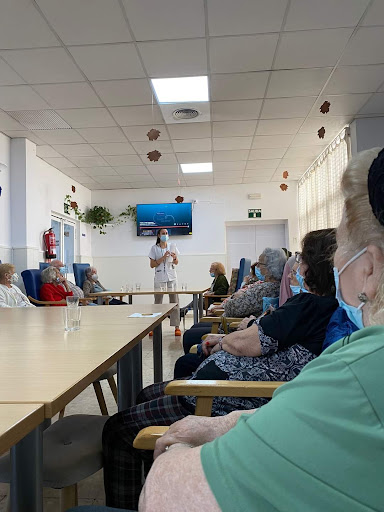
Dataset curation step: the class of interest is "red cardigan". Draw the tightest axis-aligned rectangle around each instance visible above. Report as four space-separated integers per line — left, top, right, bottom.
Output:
40 283 73 305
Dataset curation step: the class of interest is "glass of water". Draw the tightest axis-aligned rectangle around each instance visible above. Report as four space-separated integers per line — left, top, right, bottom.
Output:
66 296 79 307
135 283 141 291
182 283 188 291
64 306 81 331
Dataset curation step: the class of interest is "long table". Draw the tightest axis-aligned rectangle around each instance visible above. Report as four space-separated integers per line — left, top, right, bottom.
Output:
89 288 209 324
0 303 175 512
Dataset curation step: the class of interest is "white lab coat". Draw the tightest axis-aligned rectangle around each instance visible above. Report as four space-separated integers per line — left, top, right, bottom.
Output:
148 243 180 283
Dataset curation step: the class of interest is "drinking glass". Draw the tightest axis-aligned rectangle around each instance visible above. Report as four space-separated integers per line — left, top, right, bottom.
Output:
66 296 79 308
64 306 81 331
128 284 133 293
135 283 141 291
160 284 166 293
182 283 187 291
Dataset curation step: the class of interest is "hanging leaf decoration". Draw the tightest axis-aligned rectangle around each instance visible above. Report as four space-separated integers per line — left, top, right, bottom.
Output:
318 126 326 139
282 170 289 179
175 195 184 203
147 150 162 162
280 183 288 191
71 185 76 193
320 101 330 114
147 128 161 141
70 201 78 209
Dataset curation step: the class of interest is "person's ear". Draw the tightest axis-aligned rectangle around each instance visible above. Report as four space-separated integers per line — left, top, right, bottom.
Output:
364 245 384 301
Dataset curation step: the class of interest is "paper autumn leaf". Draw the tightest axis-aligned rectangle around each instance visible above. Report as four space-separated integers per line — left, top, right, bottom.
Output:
147 150 162 162
70 201 78 209
71 185 76 193
147 128 161 141
320 101 330 114
175 195 184 203
318 127 326 139
282 171 289 179
280 183 288 191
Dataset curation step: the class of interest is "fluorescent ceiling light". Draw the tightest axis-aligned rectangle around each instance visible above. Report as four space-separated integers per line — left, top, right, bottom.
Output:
151 76 209 103
181 163 212 174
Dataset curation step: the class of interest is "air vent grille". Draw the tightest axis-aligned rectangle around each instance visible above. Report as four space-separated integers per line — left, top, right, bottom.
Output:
172 108 199 120
6 110 71 130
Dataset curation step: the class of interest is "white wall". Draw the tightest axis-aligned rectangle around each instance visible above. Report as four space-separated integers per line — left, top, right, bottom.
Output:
91 182 298 297
0 133 11 263
350 117 384 155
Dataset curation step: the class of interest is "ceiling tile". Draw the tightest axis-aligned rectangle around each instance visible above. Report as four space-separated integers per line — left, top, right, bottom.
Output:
33 83 102 109
51 144 98 157
261 96 316 119
68 156 108 167
213 150 249 161
131 140 174 154
279 157 315 168
114 165 149 175
157 180 187 188
0 85 49 110
243 176 271 183
124 174 156 183
1 48 84 84
0 110 28 130
213 170 243 178
43 156 76 168
275 165 308 174
137 39 207 77
122 0 205 40
213 120 256 137
172 138 212 152
104 154 143 166
0 58 25 86
95 174 127 183
267 68 332 98
55 108 116 128
59 168 88 177
81 167 117 176
284 145 325 159
211 72 269 101
341 27 384 66
256 118 304 135
285 0 369 30
35 129 85 144
184 176 214 183
168 122 211 140
92 79 152 107
36 0 132 45
143 153 177 165
213 137 252 151
1 130 46 145
244 168 275 176
36 145 62 158
358 93 384 115
0 0 60 49
325 65 384 94
252 134 295 149
110 105 163 126
212 100 262 121
271 171 301 182
291 132 333 147
177 151 212 164
73 176 100 185
214 177 243 185
130 182 158 189
186 181 214 187
91 142 135 156
312 94 372 116
85 182 105 189
274 29 353 69
208 0 287 35
299 115 350 133
246 159 280 170
249 148 286 159
210 35 278 73
213 161 246 172
122 125 168 141
77 127 127 143
145 165 179 174
69 44 145 81
362 0 384 26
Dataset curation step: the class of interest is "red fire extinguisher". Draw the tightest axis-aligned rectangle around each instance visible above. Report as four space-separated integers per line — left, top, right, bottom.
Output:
43 228 57 259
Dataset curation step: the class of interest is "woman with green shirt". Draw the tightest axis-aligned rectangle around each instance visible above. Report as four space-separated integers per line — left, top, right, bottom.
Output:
139 147 384 512
202 262 229 306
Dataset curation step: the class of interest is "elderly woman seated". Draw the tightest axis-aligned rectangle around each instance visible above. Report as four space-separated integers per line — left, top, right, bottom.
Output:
40 266 74 304
83 266 126 305
138 147 384 512
203 262 229 307
102 228 338 510
0 263 34 307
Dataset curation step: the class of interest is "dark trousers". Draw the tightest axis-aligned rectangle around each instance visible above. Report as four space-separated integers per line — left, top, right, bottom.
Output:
182 325 212 353
174 353 201 378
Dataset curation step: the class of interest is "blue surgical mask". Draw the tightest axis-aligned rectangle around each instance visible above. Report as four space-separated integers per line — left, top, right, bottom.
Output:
296 266 309 293
290 284 301 295
59 266 68 275
210 272 215 278
254 267 265 282
333 247 367 330
160 235 169 242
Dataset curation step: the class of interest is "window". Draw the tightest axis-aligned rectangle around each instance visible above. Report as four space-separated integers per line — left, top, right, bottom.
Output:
298 128 350 239
51 215 76 274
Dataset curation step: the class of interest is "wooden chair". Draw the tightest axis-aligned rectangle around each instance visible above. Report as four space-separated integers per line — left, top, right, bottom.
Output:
133 379 284 450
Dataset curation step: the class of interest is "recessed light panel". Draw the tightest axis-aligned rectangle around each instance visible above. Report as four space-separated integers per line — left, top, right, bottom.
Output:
152 76 209 103
181 162 212 174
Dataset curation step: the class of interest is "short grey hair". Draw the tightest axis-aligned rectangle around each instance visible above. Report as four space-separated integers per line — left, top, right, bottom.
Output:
41 266 58 284
261 247 287 281
85 266 96 277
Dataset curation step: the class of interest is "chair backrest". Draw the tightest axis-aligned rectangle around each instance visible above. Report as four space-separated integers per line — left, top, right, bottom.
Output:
227 268 239 295
39 262 50 270
21 269 43 302
235 258 251 291
262 296 279 313
73 263 90 289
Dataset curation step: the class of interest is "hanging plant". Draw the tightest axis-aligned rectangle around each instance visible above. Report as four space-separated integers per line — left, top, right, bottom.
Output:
64 195 85 221
116 205 137 224
84 205 114 235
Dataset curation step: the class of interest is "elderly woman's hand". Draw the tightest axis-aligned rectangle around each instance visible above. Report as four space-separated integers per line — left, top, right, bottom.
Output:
237 316 256 331
202 334 225 356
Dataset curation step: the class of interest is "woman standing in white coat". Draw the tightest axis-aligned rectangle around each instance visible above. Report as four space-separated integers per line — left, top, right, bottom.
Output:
148 228 181 336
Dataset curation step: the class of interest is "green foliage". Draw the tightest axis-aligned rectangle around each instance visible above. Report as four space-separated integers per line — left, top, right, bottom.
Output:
117 205 137 224
64 195 85 221
84 205 114 235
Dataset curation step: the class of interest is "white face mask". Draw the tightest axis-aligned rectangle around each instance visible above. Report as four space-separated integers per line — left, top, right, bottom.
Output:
92 274 99 281
9 273 19 284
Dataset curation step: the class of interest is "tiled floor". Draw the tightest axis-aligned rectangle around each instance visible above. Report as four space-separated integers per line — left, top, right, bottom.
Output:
0 314 190 511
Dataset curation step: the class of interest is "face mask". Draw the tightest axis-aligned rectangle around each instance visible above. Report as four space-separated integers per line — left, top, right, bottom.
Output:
59 267 67 275
92 274 99 281
333 247 367 330
254 267 265 282
296 266 309 293
160 234 169 242
290 284 301 295
210 272 215 278
55 277 61 283
10 273 19 284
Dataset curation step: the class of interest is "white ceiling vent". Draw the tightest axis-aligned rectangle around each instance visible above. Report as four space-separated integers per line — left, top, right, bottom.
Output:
248 193 262 200
6 110 71 130
172 108 200 120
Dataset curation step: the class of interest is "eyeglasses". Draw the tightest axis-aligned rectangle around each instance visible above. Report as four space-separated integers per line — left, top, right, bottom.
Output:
295 252 302 264
255 262 267 267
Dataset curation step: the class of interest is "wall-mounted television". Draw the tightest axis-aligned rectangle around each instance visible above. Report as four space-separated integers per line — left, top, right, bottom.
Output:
136 203 192 236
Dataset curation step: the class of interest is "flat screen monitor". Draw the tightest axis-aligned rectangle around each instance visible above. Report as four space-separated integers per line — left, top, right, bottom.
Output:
136 203 192 236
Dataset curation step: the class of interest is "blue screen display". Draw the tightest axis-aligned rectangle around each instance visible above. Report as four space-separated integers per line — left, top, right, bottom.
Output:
136 203 192 236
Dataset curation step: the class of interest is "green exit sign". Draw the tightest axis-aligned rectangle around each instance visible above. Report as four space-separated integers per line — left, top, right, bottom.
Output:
248 209 261 218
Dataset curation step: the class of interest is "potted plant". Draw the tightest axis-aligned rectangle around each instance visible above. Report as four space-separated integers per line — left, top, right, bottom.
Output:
84 205 114 235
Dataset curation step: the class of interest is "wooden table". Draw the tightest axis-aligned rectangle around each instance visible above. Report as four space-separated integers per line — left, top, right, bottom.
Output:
89 288 209 324
0 304 175 512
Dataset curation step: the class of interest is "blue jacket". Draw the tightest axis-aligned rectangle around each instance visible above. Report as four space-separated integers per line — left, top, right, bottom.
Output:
322 307 359 350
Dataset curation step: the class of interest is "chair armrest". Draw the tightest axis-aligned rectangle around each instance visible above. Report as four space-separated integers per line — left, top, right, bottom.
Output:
28 296 66 306
230 321 241 329
165 380 284 398
133 426 169 450
206 294 231 299
200 316 222 323
189 345 198 354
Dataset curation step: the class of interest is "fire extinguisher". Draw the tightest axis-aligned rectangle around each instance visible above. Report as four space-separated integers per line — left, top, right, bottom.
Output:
43 228 57 259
